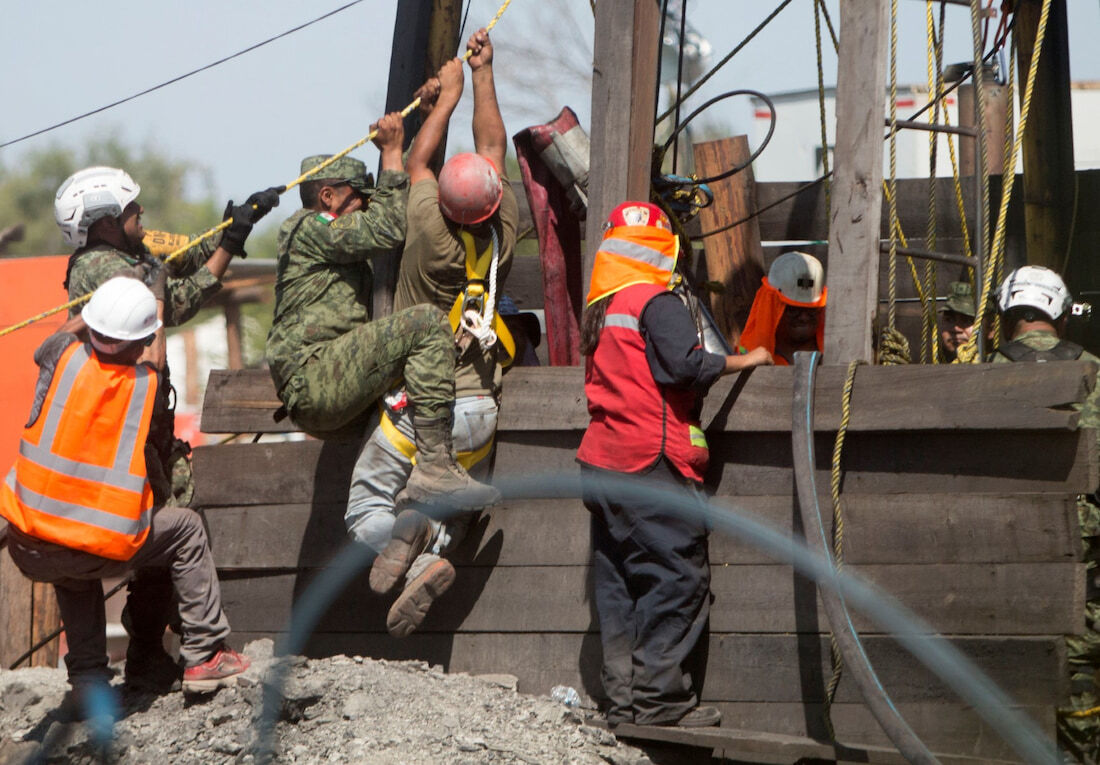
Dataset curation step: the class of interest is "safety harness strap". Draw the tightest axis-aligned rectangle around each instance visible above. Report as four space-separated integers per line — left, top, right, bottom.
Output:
377 404 495 471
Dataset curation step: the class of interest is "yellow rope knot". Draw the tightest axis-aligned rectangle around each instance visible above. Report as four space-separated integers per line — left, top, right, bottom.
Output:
878 327 911 366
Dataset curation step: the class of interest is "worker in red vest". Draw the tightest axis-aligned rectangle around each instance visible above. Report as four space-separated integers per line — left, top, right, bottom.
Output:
576 202 772 728
1 277 247 706
739 251 827 365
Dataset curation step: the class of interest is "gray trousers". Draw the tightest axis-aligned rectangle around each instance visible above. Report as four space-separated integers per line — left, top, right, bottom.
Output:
7 505 230 683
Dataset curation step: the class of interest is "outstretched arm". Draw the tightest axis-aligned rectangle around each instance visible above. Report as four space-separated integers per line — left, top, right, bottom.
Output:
466 28 507 174
406 59 464 184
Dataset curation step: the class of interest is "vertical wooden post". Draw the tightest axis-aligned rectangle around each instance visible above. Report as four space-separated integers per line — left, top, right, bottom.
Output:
822 0 890 364
692 136 766 347
583 0 661 300
1015 0 1075 272
374 0 463 319
224 302 244 370
958 81 1008 177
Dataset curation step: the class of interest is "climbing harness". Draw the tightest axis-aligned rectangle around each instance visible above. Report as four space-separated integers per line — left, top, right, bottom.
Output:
0 0 515 341
376 395 495 472
449 228 516 364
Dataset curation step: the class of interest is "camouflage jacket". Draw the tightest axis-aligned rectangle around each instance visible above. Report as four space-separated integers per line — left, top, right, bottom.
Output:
991 328 1100 430
265 169 409 392
66 236 222 327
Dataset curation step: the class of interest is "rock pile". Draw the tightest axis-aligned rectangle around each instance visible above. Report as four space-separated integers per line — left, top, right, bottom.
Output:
0 640 650 764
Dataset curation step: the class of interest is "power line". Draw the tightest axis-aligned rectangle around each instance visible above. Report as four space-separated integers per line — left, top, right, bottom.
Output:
0 0 366 150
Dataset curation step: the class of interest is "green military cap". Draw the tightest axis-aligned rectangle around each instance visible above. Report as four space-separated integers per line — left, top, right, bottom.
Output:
299 155 375 194
941 281 976 317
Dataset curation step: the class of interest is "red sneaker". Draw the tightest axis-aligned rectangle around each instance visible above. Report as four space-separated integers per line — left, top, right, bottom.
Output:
182 645 250 693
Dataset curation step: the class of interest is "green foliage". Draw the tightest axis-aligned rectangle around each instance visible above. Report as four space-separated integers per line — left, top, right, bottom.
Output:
0 133 222 256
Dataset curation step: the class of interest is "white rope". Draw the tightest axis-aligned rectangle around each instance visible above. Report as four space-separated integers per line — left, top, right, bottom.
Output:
460 225 501 351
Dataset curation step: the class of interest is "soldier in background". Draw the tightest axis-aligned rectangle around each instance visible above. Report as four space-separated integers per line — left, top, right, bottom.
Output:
990 265 1100 759
937 281 976 363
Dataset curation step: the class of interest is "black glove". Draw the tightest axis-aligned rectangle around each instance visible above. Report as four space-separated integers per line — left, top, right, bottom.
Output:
220 185 285 257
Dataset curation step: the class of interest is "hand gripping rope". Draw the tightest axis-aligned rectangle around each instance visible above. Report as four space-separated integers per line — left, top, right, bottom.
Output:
0 0 514 342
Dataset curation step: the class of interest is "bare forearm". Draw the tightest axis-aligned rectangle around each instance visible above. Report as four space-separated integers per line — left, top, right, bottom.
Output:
204 247 234 281
472 66 506 169
407 99 458 178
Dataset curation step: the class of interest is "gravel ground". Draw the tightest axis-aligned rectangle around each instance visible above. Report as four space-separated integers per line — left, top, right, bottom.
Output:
0 640 651 765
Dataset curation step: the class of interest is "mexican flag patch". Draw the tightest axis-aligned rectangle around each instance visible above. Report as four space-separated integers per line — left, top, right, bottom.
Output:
315 212 336 224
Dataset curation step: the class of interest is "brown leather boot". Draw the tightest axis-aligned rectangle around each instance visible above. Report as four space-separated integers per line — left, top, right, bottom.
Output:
369 509 433 595
397 415 501 511
386 558 456 638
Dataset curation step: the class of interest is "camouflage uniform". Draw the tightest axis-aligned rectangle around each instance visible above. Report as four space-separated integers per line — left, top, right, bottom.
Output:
66 234 224 506
937 281 976 364
993 329 1100 758
265 157 456 438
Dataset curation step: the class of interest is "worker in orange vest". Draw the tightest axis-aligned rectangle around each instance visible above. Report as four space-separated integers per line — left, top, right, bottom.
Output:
1 277 248 707
577 202 772 728
739 251 827 365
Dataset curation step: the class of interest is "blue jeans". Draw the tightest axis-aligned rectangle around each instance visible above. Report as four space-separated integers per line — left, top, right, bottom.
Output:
345 395 498 568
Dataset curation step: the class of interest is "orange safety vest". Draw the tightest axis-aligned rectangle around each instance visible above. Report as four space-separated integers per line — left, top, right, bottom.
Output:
0 342 158 561
585 224 679 307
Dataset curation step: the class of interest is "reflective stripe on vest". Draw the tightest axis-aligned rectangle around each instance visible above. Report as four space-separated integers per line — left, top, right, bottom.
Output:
0 343 156 560
586 225 679 306
446 230 516 366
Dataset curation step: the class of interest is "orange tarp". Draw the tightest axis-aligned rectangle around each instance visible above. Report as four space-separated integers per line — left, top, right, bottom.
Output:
0 256 70 476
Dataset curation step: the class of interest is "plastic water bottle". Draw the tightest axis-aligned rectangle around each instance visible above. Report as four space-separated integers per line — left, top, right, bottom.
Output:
550 685 581 707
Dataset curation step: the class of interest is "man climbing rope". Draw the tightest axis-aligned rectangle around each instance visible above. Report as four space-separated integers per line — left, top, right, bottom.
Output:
348 29 518 639
56 165 278 691
739 250 827 365
990 265 1100 760
1 277 249 711
578 201 773 728
264 110 500 594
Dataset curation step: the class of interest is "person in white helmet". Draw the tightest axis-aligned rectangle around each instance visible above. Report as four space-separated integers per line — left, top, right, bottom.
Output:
54 166 279 692
991 265 1100 758
348 28 519 639
739 251 827 365
1 277 249 710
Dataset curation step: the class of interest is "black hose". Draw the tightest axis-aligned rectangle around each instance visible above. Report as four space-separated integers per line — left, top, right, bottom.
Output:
791 351 939 764
660 89 776 185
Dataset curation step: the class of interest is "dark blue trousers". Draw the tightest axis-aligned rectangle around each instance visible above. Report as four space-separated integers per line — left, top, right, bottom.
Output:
581 459 711 725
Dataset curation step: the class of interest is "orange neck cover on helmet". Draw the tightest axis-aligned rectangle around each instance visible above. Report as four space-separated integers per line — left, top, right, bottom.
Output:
739 277 828 363
586 225 679 306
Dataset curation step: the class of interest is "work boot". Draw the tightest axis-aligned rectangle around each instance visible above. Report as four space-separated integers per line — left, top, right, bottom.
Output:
386 557 456 638
124 642 182 693
370 509 433 595
397 415 501 512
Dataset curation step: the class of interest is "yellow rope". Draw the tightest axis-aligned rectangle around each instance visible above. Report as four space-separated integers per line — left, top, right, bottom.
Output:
922 1 943 364
821 358 863 739
813 0 831 213
956 0 1051 363
0 0 514 341
1061 705 1100 719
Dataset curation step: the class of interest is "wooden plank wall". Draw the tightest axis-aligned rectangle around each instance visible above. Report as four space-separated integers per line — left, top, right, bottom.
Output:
194 363 1096 759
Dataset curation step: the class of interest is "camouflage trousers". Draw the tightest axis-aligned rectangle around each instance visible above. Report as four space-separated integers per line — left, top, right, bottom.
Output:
282 304 456 438
1060 497 1100 761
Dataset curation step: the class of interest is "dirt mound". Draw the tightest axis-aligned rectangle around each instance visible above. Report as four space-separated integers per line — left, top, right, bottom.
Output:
0 640 650 764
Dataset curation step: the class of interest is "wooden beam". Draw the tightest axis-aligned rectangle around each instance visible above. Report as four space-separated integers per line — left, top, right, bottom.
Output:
374 0 464 319
822 0 890 363
1015 0 1076 272
583 0 661 299
693 137 766 347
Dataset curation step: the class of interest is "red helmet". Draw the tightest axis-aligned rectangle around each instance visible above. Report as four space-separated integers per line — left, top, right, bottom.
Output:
604 201 672 231
438 153 503 225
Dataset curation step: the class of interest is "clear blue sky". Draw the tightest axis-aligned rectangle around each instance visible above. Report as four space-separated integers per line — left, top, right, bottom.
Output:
2 0 1098 214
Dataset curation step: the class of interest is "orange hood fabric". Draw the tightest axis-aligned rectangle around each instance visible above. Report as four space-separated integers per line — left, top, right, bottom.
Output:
586 225 679 306
739 278 827 365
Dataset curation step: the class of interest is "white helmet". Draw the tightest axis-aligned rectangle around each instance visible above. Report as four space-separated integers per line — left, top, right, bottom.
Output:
81 277 161 353
769 251 826 305
997 265 1072 321
54 166 141 248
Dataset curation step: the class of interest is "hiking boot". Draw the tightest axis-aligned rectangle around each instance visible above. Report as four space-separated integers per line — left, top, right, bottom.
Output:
396 415 501 512
370 509 433 595
654 705 721 728
124 644 181 693
182 645 250 694
386 558 456 638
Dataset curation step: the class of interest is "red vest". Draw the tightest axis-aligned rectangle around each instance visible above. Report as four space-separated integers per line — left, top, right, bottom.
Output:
577 284 709 482
0 343 157 561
